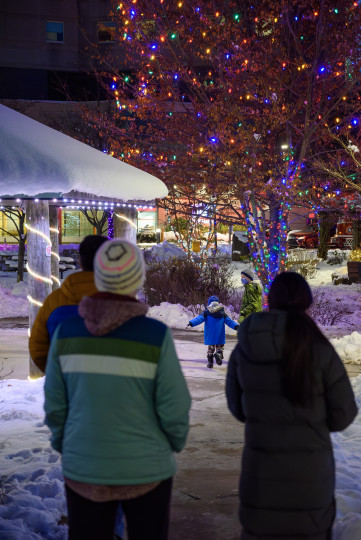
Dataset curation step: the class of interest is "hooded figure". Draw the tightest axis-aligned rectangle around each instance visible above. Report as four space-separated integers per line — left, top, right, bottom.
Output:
189 295 238 345
226 272 357 539
44 239 191 540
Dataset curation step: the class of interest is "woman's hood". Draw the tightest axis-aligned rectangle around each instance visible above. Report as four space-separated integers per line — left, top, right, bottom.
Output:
238 311 286 363
78 294 149 336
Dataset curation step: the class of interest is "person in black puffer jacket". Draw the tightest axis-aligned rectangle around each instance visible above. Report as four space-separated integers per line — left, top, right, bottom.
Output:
226 271 358 540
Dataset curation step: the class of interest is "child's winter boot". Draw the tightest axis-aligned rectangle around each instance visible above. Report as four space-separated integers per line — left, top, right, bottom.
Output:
214 349 223 366
207 352 214 369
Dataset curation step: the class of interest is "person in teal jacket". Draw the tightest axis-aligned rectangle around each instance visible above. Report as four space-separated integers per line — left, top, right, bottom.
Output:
44 239 191 540
238 270 263 323
188 295 239 368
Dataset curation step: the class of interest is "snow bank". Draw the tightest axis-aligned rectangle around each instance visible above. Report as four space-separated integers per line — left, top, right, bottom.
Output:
148 302 191 328
145 240 187 261
211 243 232 256
0 284 28 318
331 332 361 365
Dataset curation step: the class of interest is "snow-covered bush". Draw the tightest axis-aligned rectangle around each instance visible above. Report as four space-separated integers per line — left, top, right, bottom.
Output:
143 256 237 310
327 249 348 265
309 289 347 326
226 289 243 319
286 249 320 279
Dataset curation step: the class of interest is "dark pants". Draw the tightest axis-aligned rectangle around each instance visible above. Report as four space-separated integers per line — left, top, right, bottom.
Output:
207 344 224 354
65 477 173 540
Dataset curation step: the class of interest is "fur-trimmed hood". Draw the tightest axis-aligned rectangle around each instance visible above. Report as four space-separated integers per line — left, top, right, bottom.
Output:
203 299 226 319
78 292 148 336
206 301 224 314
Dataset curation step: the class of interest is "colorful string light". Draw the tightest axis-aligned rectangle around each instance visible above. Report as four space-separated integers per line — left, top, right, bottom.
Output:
86 0 361 285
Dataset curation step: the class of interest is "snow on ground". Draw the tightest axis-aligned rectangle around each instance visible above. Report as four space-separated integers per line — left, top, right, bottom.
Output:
0 278 29 318
0 378 66 540
332 375 361 539
331 333 361 365
0 372 360 540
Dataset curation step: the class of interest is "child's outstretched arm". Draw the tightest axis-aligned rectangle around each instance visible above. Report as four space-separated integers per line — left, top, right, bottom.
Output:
224 316 239 331
188 314 205 327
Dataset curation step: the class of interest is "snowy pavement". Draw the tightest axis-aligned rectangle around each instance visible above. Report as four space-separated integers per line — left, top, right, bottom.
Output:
0 325 360 540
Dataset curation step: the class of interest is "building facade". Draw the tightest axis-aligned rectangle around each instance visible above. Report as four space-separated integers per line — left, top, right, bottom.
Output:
0 0 118 101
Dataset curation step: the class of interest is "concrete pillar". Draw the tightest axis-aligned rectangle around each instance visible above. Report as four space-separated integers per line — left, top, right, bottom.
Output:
26 200 52 378
49 205 60 291
113 207 137 244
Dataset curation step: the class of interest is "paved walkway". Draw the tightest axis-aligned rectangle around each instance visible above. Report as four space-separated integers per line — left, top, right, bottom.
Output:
0 321 360 540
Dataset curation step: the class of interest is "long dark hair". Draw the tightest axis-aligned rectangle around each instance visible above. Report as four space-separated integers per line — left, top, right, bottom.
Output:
268 272 328 407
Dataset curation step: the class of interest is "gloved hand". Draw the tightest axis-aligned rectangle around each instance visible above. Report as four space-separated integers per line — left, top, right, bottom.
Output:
234 325 239 330
186 322 193 328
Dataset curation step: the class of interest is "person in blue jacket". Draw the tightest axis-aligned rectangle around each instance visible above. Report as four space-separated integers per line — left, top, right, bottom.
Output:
187 295 239 368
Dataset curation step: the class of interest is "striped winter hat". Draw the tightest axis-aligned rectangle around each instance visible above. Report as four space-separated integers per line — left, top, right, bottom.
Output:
94 239 145 295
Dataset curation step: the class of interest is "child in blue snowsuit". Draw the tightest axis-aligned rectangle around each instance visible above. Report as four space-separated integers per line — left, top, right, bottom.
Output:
188 295 239 368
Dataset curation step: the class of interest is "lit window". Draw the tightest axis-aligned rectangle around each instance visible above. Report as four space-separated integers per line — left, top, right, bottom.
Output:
137 210 157 233
46 21 64 42
62 211 96 238
97 21 116 42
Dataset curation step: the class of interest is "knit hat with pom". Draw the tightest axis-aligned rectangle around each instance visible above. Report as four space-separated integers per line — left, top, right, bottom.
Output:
94 239 145 295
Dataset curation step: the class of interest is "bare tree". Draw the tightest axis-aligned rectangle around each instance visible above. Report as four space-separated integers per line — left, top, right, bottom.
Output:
79 208 109 236
0 207 26 282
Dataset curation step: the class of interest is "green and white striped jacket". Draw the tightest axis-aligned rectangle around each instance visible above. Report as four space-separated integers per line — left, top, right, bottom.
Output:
44 298 191 486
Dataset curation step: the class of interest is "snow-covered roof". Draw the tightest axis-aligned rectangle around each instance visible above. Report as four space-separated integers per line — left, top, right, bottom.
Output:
0 104 168 201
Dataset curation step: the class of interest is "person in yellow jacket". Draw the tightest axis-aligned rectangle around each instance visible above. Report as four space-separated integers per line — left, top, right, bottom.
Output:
29 235 107 373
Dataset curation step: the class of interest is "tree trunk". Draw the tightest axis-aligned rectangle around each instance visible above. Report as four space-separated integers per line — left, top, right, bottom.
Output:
317 211 337 260
17 239 25 282
17 212 26 282
113 208 137 243
26 200 52 379
213 215 218 253
49 205 60 290
228 224 233 244
243 191 288 293
352 220 361 250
